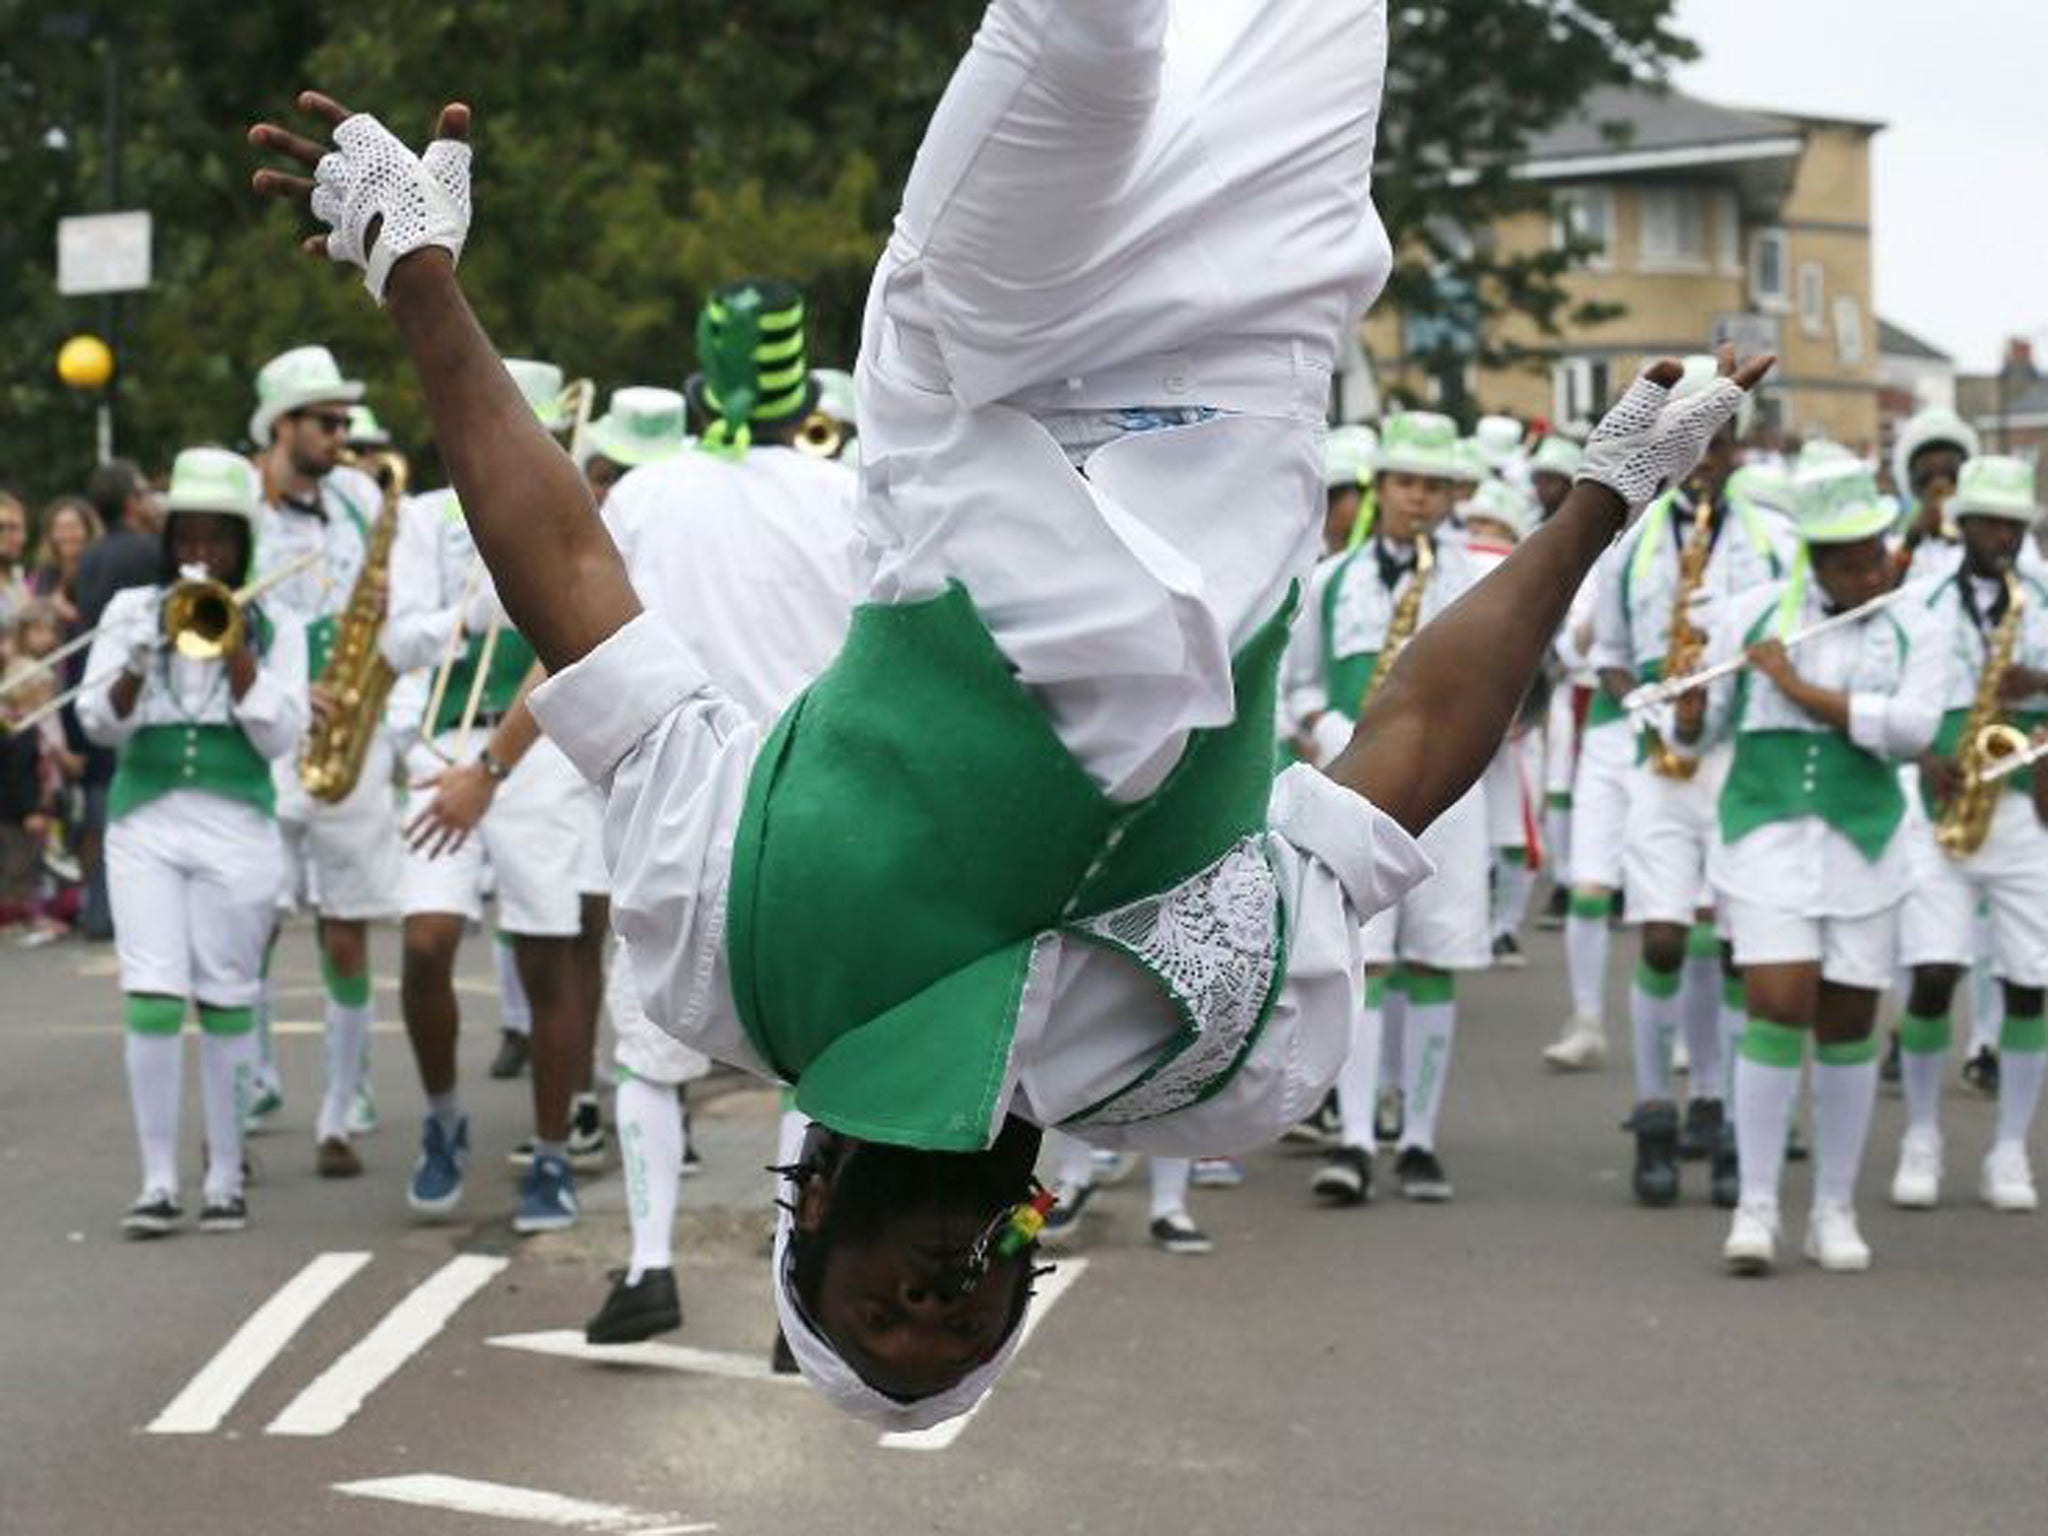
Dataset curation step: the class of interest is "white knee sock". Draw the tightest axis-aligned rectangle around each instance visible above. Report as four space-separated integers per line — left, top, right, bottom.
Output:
1565 908 1611 1022
1898 1009 1950 1138
1335 981 1383 1151
1500 856 1535 939
125 1032 183 1196
251 976 280 1091
616 1076 682 1282
1719 976 1746 1105
495 936 531 1036
1149 1157 1192 1221
199 1033 257 1201
1400 988 1457 1153
318 999 372 1143
1630 964 1680 1102
1734 1026 1803 1206
1545 808 1571 888
1813 1051 1880 1207
1997 1014 2047 1149
1680 954 1724 1102
1379 981 1408 1088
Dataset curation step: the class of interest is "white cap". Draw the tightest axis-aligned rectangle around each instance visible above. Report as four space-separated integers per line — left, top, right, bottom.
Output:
164 447 263 526
248 345 364 444
1474 414 1524 468
1891 406 1981 494
1459 477 1534 541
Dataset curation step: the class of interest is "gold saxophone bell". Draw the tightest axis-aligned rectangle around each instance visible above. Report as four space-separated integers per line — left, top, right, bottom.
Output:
1972 722 2032 769
163 576 245 661
794 410 848 460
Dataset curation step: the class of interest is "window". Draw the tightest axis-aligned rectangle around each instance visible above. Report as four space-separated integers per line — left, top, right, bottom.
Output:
1834 296 1865 366
1799 263 1826 338
1553 187 1614 269
1713 189 1743 275
1553 357 1611 426
1638 187 1707 269
1750 229 1789 311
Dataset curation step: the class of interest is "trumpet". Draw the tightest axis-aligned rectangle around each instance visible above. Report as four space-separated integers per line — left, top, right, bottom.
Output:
794 409 850 460
1623 585 1911 714
6 548 326 734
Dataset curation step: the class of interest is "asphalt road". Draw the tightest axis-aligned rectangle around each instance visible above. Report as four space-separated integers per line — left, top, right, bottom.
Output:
3 915 2045 1536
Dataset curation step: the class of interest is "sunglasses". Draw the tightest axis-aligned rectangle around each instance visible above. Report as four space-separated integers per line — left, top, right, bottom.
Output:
294 410 354 434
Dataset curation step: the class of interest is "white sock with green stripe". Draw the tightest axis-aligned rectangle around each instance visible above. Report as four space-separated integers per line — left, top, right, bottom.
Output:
1719 975 1746 1104
616 1072 681 1283
198 1009 257 1202
1735 1019 1805 1205
1898 1009 1951 1137
124 997 185 1196
1335 976 1385 1152
1680 925 1724 1099
1813 1036 1880 1207
1565 893 1612 1021
1492 849 1534 941
1631 962 1681 1102
1997 1012 2047 1150
1399 973 1457 1153
1379 977 1408 1089
1544 798 1570 888
318 965 374 1144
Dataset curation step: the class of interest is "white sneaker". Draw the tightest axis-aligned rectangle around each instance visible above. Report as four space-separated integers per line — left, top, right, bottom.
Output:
1981 1143 2038 1213
345 1086 379 1137
1889 1127 1943 1209
1803 1200 1872 1273
1543 1014 1607 1071
1722 1197 1779 1275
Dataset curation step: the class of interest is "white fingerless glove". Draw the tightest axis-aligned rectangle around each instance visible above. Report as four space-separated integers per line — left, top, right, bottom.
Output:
1575 367 1749 519
311 114 471 303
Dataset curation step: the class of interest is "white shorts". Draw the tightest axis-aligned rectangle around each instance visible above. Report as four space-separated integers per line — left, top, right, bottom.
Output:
1567 720 1632 891
1899 794 2048 987
572 782 608 898
274 731 403 922
1361 785 1490 971
1725 896 1896 992
1621 746 1729 927
1543 685 1583 800
1483 729 1540 851
108 790 284 1007
401 733 595 937
607 935 711 1085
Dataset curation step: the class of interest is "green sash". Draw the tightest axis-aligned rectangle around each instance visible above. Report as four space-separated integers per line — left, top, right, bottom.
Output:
1319 546 1378 720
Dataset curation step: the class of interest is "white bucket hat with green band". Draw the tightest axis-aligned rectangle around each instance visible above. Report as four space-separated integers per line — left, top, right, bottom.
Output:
1461 476 1534 540
503 359 569 430
346 404 391 448
1475 414 1523 468
1376 411 1461 480
1892 405 1980 493
1727 461 1795 517
165 447 263 526
1792 460 1893 545
248 345 365 445
1529 435 1584 479
585 387 690 468
1950 454 2039 526
1324 424 1379 489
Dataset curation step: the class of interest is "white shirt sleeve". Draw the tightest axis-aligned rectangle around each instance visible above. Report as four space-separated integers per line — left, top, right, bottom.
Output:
1847 600 1945 761
380 497 464 674
1589 540 1632 674
235 610 310 761
75 589 155 750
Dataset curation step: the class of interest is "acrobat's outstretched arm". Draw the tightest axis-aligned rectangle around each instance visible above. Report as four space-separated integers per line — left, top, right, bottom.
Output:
1330 348 1775 836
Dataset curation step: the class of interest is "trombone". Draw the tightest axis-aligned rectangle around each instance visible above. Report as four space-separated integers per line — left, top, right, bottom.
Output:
1622 585 1912 715
5 548 326 734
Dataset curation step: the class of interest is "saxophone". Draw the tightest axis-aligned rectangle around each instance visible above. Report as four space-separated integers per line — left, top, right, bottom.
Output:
299 451 408 803
1360 533 1434 711
1646 494 1715 781
1935 569 2030 859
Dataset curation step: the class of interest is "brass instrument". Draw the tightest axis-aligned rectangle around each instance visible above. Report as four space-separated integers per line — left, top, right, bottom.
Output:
1360 533 1434 711
1625 585 1913 713
794 410 849 460
1935 569 2030 859
1895 477 1958 581
1646 494 1716 780
299 450 409 803
558 378 596 464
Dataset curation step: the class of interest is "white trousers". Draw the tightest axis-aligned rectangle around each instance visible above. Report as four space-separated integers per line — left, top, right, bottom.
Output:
608 934 712 1086
274 729 403 921
108 790 283 1007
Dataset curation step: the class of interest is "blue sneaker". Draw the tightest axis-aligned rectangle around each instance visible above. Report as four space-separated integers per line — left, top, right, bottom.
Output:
514 1151 578 1234
407 1112 469 1216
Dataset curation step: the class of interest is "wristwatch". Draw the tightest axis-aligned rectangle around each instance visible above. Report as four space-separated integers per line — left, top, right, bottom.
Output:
478 749 511 783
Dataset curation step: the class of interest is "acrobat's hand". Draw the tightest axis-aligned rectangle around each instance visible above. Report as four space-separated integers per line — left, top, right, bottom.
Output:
1576 346 1775 518
250 93 471 303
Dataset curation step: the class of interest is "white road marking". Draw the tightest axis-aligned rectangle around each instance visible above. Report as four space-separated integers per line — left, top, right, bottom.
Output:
880 1258 1087 1452
333 1474 712 1533
267 1255 507 1436
487 1330 804 1384
148 1251 372 1435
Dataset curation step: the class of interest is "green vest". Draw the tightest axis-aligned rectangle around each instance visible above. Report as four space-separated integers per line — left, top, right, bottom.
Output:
726 582 1295 1151
1318 545 1379 720
111 724 275 821
430 629 538 737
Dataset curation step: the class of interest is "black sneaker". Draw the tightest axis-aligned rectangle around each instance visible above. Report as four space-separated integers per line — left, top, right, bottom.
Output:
1785 1122 1809 1163
198 1195 249 1233
1630 1100 1681 1207
1395 1147 1452 1202
1537 886 1568 931
1038 1182 1094 1248
489 1029 531 1080
1310 1145 1373 1207
1282 1089 1342 1147
122 1191 182 1239
1879 1030 1902 1089
1963 1045 2001 1098
679 1100 703 1176
1149 1213 1215 1255
1374 1088 1405 1148
770 1328 799 1375
1677 1098 1724 1162
1492 932 1527 970
1710 1122 1740 1210
584 1267 682 1345
569 1093 608 1162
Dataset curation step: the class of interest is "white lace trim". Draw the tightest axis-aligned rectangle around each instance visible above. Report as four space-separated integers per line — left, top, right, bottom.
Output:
1069 837 1282 1126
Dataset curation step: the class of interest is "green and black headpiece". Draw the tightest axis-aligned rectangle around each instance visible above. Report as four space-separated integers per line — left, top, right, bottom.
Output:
688 278 817 460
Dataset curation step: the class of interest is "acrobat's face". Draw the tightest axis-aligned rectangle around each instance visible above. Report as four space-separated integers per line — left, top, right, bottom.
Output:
1376 472 1453 541
1809 535 1893 613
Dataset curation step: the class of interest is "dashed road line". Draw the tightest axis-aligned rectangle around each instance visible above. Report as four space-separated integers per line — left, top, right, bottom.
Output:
488 1331 803 1384
333 1473 713 1533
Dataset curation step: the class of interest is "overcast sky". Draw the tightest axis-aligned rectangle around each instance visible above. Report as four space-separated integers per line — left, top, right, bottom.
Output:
1672 0 2043 374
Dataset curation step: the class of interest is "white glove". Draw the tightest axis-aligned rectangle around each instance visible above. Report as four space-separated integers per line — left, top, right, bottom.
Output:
461 582 504 638
124 633 160 681
310 114 471 303
1310 711 1355 769
1576 367 1749 519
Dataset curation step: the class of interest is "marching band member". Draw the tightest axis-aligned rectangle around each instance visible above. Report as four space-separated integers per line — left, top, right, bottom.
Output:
1600 362 1790 1207
1892 456 2048 1213
80 449 309 1236
250 345 403 1175
253 0 1766 1424
1892 407 1979 585
1670 461 1943 1275
1529 434 1586 930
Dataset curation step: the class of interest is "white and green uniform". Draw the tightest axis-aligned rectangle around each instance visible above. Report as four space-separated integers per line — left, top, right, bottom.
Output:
77 584 308 1203
382 488 604 936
